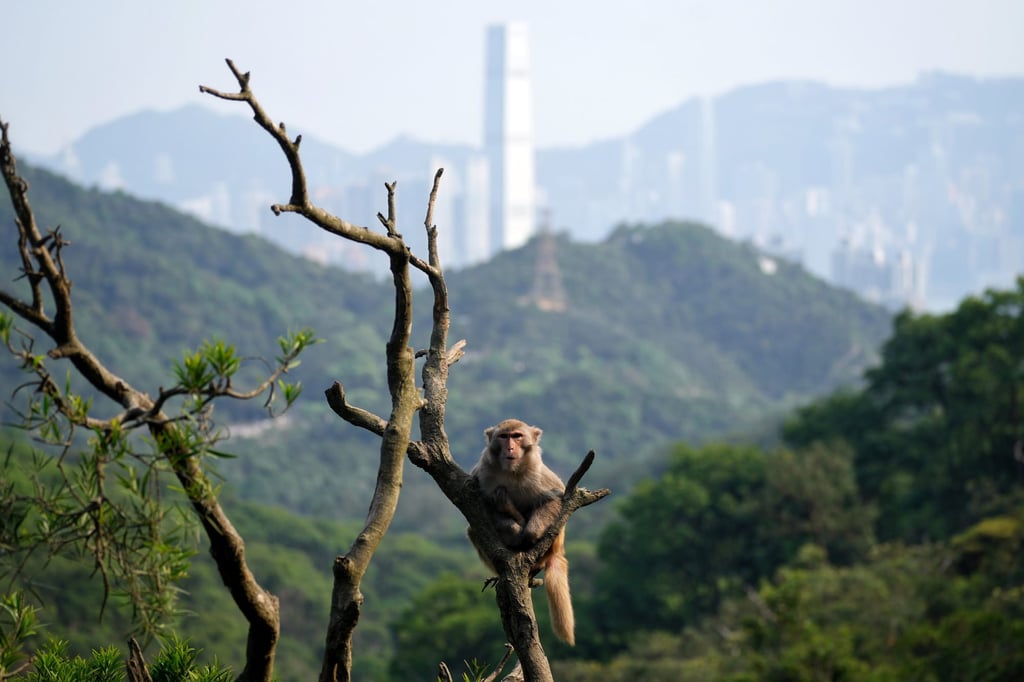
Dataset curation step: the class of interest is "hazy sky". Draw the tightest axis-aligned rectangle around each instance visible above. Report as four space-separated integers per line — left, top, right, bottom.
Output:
2 0 1022 156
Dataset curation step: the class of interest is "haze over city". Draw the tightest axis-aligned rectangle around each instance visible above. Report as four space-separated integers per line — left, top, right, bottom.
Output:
2 0 1023 313
2 0 1023 155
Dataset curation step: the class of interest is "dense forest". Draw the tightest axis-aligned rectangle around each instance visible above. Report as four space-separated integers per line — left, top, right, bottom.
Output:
2 163 1021 680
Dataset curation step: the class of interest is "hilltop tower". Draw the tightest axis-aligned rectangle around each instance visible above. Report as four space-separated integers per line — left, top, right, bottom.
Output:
521 211 568 312
484 22 537 255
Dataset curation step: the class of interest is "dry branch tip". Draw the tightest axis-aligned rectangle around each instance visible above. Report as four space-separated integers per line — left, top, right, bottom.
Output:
446 339 467 365
565 450 596 493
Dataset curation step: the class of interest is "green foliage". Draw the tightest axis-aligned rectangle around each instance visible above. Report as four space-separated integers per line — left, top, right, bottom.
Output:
15 637 233 681
171 501 473 681
168 331 314 416
25 641 124 682
592 443 772 644
0 417 198 640
389 573 506 681
0 311 13 346
567 521 1024 681
761 443 877 564
148 635 233 682
730 544 906 681
173 346 221 392
898 605 1024 682
588 440 875 656
553 630 733 681
784 277 1024 542
1 227 319 647
0 592 39 678
728 528 1024 682
890 511 1024 681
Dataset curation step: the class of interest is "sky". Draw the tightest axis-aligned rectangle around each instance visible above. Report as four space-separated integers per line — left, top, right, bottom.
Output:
2 0 1023 156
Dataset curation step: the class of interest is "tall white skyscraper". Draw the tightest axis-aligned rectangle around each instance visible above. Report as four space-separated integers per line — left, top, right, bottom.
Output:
485 22 536 254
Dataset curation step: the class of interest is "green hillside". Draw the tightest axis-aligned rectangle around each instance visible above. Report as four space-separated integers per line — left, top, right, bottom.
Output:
444 222 886 445
0 163 891 538
8 162 1021 681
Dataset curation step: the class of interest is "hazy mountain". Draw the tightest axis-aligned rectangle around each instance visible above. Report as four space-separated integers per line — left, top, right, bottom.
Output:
540 74 1024 307
29 73 1024 310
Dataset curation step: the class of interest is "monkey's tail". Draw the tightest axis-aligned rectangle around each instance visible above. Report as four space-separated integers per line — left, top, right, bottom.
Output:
545 551 575 646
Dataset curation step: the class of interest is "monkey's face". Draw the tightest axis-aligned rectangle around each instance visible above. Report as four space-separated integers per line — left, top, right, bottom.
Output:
487 420 541 473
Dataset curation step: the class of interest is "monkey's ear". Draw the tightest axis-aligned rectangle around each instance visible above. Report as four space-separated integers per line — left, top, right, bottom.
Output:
484 426 496 442
531 427 543 443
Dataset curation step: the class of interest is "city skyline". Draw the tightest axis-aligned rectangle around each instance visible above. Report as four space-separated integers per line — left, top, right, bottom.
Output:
2 1 1023 157
37 69 1021 312
3 5 1021 313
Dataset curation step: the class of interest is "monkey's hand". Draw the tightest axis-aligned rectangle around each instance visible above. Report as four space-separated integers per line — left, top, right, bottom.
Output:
521 490 562 545
491 486 527 526
489 485 529 546
495 516 525 547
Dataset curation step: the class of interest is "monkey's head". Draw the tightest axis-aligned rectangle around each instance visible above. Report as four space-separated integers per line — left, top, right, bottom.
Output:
485 419 542 473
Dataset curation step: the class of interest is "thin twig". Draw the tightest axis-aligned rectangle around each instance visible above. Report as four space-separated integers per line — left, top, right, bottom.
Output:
424 168 444 269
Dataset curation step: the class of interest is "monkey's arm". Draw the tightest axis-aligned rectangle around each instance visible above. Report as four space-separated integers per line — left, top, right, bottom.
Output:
490 485 528 546
491 485 527 526
521 489 563 545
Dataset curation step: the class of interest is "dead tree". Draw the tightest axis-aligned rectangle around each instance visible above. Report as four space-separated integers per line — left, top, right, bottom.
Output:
0 117 313 681
201 59 608 682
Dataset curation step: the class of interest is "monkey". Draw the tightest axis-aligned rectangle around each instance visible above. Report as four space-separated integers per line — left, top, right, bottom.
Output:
469 418 575 646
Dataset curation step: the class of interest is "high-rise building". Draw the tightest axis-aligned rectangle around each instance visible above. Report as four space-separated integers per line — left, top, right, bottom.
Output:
460 155 491 266
484 22 537 255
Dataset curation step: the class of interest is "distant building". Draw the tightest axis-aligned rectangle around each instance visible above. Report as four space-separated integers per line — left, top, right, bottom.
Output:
484 22 537 255
459 155 492 266
831 238 926 310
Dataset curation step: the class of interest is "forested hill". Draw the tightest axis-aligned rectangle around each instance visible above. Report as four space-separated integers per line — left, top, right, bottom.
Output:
436 222 891 470
0 163 892 528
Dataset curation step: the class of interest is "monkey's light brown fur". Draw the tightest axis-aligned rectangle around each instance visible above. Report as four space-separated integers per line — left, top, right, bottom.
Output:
470 419 575 645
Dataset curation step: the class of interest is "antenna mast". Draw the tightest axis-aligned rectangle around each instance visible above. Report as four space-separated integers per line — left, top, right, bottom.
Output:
522 210 568 312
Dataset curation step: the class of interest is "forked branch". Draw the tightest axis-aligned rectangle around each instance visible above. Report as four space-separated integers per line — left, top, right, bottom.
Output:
200 58 608 682
200 59 400 254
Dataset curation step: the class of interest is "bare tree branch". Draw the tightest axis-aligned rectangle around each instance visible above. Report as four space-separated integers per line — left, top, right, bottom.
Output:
200 59 610 682
424 168 444 271
324 381 387 436
2 116 283 682
199 59 402 255
202 60 431 682
126 637 154 682
483 644 517 682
